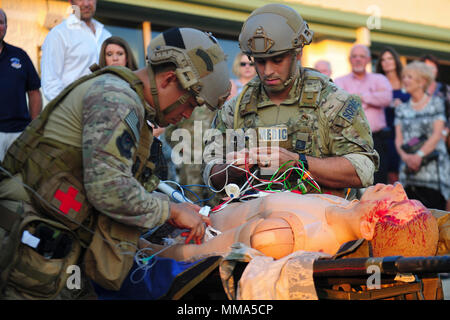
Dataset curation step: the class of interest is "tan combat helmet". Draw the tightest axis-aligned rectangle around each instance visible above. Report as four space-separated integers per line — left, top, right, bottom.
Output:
239 3 313 58
147 28 231 125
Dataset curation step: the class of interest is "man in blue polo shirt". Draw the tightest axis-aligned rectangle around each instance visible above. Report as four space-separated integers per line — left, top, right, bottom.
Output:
0 9 42 161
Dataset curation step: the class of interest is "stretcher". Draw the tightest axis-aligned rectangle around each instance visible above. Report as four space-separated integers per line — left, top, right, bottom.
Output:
313 254 449 300
151 187 450 300
159 252 449 301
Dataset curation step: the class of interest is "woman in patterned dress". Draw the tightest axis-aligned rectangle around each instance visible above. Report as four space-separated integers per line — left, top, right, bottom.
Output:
395 61 450 210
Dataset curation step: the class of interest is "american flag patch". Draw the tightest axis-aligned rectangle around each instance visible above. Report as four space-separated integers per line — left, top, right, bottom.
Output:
125 110 140 142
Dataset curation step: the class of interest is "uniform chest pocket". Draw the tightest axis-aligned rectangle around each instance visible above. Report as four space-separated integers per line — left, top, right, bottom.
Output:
292 132 312 154
289 112 319 155
291 127 313 154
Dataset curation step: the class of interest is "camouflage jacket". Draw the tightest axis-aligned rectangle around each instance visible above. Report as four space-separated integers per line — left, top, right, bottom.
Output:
2 73 169 230
203 67 379 188
81 74 169 228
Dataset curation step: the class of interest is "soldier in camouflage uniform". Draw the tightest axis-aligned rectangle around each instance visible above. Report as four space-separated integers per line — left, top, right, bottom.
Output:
0 28 230 299
165 105 217 205
203 4 379 197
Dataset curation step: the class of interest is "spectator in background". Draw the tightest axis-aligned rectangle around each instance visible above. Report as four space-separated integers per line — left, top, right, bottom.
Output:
0 9 42 161
395 61 450 211
335 44 393 184
41 0 111 101
314 59 332 77
375 47 410 184
419 54 450 152
229 52 257 99
98 36 138 70
420 54 449 106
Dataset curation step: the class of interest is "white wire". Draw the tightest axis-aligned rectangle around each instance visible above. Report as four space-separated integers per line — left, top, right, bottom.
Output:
208 158 322 205
207 158 245 193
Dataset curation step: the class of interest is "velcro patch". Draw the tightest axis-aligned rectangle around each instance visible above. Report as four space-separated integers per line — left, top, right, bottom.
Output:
116 130 135 159
339 97 360 123
187 44 225 78
300 79 322 107
258 127 288 142
304 79 321 92
295 140 306 151
125 110 140 142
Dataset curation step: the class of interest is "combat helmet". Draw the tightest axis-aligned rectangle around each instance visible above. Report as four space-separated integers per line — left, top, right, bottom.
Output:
239 3 313 58
147 28 231 125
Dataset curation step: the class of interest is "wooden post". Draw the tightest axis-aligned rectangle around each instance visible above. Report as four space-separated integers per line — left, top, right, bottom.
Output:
142 21 151 58
356 27 371 47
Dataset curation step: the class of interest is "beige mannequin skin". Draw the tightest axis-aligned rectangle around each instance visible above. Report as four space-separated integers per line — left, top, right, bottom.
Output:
140 183 438 261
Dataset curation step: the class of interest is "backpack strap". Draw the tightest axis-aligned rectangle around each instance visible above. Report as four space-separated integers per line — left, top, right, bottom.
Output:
234 81 259 130
4 66 147 174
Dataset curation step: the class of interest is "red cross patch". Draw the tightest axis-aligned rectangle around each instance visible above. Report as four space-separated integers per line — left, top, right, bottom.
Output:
54 186 82 215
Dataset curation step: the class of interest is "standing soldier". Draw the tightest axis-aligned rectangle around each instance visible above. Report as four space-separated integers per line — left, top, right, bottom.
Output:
165 104 217 205
203 3 379 197
0 27 230 299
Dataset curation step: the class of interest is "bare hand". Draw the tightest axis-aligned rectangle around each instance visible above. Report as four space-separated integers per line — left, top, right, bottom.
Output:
168 202 210 244
393 98 402 107
252 146 299 170
149 122 166 138
225 148 256 170
403 153 422 172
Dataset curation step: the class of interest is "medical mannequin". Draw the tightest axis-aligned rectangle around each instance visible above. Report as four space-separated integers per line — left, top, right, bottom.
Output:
141 183 439 261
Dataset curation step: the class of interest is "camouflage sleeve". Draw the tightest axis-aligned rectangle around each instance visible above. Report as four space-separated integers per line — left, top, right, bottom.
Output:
81 76 170 229
322 87 380 187
202 96 237 185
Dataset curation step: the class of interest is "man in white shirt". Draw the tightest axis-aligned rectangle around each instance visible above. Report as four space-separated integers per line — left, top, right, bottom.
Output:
41 0 111 101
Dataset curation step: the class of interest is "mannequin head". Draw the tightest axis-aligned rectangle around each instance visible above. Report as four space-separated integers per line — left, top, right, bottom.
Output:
324 183 438 257
357 184 439 256
370 199 439 256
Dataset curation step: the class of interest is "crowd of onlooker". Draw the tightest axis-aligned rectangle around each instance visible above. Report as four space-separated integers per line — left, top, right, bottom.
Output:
0 1 449 210
318 45 450 210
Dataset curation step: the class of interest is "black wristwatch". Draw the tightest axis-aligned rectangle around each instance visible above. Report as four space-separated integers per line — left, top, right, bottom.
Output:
297 153 309 170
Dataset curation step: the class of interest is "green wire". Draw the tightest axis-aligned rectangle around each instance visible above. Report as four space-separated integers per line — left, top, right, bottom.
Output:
259 158 322 194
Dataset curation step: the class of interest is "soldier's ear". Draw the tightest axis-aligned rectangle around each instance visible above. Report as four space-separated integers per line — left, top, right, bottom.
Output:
160 71 178 88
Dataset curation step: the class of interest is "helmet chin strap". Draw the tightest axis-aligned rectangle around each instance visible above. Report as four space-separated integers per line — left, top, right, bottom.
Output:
262 51 300 93
146 66 193 127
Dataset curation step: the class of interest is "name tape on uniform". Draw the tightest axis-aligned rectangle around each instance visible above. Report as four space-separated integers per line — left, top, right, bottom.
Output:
258 127 288 142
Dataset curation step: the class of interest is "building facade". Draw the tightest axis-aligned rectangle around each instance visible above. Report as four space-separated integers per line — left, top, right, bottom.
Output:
2 0 449 84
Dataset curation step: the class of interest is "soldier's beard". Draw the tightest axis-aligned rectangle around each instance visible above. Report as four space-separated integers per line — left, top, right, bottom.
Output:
262 80 287 93
260 55 300 94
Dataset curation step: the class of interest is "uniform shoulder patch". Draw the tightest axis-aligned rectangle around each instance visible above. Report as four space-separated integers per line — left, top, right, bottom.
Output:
116 130 135 159
338 96 361 123
125 110 140 143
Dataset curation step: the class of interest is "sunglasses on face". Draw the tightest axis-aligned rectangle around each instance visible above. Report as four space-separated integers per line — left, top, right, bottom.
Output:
240 62 254 67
